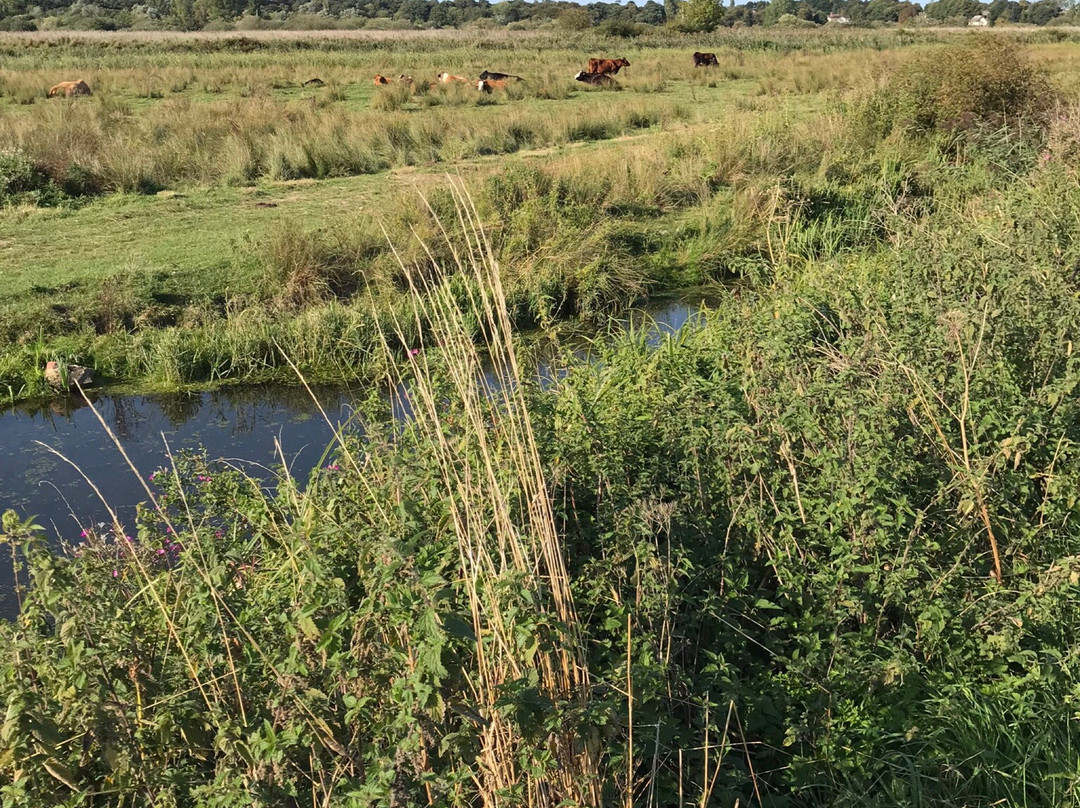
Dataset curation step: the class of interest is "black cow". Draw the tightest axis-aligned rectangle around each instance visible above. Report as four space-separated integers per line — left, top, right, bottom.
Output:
479 70 523 81
693 52 719 67
575 71 616 87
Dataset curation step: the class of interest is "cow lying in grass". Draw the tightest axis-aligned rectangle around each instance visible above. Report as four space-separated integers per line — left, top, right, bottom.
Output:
575 71 617 87
48 80 92 98
479 70 522 82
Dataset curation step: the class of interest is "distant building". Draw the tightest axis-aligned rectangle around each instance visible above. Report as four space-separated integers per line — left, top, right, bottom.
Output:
827 12 850 23
968 14 990 25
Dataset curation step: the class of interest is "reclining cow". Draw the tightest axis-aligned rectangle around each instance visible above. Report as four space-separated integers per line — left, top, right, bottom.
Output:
575 71 616 87
48 80 92 98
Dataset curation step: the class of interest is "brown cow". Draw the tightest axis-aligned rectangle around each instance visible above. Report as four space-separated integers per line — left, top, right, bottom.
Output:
47 80 92 98
373 74 390 86
693 52 719 67
586 58 630 76
575 71 616 87
477 79 507 93
437 72 470 83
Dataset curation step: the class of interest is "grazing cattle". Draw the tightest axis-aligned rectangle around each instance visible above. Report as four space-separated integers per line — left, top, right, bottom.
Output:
477 79 508 93
693 52 719 67
373 74 390 86
437 72 470 83
47 80 92 98
575 71 616 87
586 58 630 76
398 74 414 85
302 77 325 87
479 70 522 81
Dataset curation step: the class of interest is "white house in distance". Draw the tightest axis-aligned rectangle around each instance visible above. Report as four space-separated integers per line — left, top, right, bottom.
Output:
968 13 990 25
827 12 850 23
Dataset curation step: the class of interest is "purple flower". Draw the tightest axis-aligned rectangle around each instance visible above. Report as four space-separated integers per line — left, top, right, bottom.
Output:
112 569 118 578
125 535 133 543
79 530 87 538
166 526 173 534
214 530 223 538
326 463 340 471
409 348 421 357
157 548 166 556
149 472 156 481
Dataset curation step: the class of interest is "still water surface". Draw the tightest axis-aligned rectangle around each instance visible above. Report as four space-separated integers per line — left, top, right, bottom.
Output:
0 298 710 615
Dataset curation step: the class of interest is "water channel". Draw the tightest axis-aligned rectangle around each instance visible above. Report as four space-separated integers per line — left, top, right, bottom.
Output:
0 296 712 615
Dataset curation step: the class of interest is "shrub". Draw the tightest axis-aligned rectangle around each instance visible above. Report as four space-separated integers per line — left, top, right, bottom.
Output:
261 221 370 310
599 18 644 37
864 38 1057 144
370 82 413 112
0 148 63 207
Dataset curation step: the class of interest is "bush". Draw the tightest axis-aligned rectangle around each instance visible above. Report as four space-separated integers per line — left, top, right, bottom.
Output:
370 82 413 112
598 18 644 37
864 38 1057 144
0 149 63 207
261 221 376 310
0 15 37 30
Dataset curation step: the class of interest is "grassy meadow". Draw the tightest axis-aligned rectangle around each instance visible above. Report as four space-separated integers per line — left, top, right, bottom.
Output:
8 25 1080 807
5 26 1073 400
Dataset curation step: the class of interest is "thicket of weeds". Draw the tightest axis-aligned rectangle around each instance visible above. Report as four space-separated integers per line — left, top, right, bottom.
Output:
7 93 1080 801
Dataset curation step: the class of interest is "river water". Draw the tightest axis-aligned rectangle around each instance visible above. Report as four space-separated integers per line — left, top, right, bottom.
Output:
0 297 711 615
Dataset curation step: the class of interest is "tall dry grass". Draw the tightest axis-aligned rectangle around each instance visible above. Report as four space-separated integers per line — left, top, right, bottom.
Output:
372 181 605 803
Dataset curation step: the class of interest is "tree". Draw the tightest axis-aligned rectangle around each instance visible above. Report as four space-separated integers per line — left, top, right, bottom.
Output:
865 0 903 20
923 0 984 19
1020 0 1060 22
557 5 591 28
634 0 666 23
987 0 1020 21
760 0 795 24
675 0 721 29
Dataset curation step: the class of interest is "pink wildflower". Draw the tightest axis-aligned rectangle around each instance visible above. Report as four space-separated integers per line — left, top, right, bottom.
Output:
112 569 118 578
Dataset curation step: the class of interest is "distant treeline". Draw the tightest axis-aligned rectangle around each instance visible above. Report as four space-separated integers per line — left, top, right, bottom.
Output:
0 0 1070 35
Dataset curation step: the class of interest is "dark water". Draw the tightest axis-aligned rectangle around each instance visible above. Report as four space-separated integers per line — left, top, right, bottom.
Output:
0 297 711 616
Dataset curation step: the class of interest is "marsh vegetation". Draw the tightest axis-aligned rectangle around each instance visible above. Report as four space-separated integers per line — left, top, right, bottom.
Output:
4 27 1080 807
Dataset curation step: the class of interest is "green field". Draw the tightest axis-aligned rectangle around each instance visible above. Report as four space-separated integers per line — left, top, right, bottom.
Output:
2 26 1045 400
7 27 1080 807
